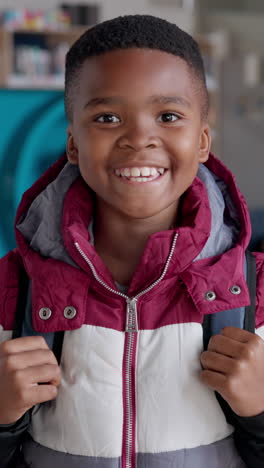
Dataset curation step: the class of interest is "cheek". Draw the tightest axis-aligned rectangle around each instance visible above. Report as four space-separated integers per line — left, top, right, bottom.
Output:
76 137 113 190
183 132 200 155
169 127 201 158
78 129 113 167
168 134 201 188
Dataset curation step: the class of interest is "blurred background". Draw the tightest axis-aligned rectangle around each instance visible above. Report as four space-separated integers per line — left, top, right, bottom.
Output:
0 0 263 256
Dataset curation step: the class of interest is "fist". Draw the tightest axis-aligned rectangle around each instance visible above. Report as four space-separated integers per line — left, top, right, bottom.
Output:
200 327 264 417
0 336 61 424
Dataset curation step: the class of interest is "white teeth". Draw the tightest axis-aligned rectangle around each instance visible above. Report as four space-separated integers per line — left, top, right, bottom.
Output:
114 166 165 178
131 167 141 177
150 167 157 176
141 167 151 176
130 177 148 182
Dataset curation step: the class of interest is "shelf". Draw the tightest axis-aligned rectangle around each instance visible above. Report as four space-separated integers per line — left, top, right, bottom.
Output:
0 26 86 88
3 26 86 34
6 74 64 89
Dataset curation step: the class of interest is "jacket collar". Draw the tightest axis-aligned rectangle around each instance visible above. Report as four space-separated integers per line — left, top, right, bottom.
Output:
15 153 251 303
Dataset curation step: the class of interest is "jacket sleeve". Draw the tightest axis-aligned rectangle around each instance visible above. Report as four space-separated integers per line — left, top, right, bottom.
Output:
0 250 30 467
233 412 264 468
0 411 31 468
227 253 264 466
216 386 264 467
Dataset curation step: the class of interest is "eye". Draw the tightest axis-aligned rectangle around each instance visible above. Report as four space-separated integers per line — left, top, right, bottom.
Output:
158 112 180 123
95 114 120 123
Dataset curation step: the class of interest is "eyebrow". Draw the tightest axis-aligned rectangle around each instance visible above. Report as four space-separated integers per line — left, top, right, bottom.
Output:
149 95 191 108
83 97 124 109
83 94 191 110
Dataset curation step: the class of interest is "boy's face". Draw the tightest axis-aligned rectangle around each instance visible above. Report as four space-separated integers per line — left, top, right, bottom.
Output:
67 48 211 220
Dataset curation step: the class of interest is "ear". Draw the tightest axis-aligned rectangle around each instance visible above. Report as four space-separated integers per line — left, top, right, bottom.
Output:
66 126 79 165
198 124 211 163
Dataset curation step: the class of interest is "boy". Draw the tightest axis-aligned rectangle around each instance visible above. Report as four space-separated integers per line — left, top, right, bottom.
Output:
0 14 264 468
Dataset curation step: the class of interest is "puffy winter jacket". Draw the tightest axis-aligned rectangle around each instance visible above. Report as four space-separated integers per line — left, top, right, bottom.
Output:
1 153 264 468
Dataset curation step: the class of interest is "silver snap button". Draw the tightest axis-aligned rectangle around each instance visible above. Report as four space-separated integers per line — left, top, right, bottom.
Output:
205 291 216 301
39 307 52 320
64 306 77 319
230 285 241 295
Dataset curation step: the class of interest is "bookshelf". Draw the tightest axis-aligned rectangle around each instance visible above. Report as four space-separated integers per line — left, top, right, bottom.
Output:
0 27 86 89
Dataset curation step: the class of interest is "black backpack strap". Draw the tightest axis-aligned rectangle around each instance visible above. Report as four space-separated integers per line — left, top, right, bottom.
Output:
52 331 65 365
244 250 256 334
203 250 256 350
12 266 64 365
202 313 212 351
12 266 30 340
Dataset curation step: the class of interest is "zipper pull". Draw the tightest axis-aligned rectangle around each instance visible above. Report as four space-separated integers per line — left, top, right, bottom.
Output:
126 298 138 333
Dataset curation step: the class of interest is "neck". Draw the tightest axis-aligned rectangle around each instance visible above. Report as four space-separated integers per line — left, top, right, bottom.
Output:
94 200 179 285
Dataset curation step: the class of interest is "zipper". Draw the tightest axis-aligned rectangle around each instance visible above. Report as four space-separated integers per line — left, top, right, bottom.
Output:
124 299 137 468
74 232 178 468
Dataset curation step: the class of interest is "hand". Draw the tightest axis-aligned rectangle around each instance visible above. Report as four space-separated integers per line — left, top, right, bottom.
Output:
0 336 61 424
200 327 264 417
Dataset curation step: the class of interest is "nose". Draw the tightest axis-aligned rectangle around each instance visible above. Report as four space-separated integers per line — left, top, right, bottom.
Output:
117 123 161 151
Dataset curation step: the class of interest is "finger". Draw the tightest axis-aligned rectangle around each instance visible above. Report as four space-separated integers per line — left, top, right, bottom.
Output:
221 327 255 343
3 349 58 371
17 364 61 387
208 334 245 359
200 369 227 392
24 383 59 408
201 350 235 375
0 336 49 356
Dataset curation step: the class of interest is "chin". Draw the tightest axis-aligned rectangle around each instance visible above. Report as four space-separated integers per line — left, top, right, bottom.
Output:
119 207 165 220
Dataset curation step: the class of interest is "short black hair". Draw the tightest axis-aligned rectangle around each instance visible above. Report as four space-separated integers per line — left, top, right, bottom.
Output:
65 14 209 122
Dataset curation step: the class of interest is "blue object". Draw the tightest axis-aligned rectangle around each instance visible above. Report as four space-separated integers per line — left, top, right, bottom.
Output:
0 89 67 257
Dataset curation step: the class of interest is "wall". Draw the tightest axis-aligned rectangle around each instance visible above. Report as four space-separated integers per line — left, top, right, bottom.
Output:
0 0 196 32
218 56 264 246
201 12 264 53
199 9 264 216
201 0 264 13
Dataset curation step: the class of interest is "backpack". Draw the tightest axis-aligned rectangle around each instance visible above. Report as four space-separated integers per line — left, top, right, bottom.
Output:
203 249 256 349
12 250 256 364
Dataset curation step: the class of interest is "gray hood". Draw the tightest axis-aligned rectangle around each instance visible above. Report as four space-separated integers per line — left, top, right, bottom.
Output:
17 162 240 265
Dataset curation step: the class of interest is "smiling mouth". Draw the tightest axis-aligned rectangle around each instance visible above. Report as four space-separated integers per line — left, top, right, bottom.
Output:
114 166 166 183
